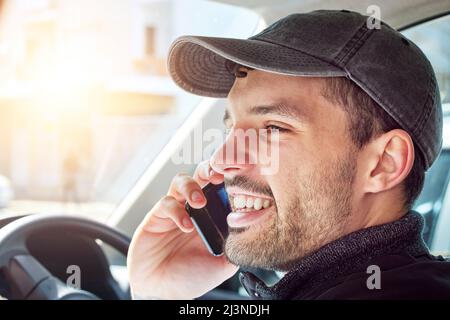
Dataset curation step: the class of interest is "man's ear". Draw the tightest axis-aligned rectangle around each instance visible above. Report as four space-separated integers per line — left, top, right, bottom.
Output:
363 129 414 193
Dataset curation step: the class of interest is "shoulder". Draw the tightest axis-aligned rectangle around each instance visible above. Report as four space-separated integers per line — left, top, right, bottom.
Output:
311 254 450 300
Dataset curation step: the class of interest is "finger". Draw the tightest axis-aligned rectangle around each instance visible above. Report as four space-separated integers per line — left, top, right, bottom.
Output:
168 173 206 209
193 160 212 185
208 159 224 185
208 168 224 185
193 161 224 185
141 195 194 233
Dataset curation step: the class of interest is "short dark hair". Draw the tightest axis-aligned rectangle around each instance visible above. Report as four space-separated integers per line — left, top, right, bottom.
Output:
322 77 425 210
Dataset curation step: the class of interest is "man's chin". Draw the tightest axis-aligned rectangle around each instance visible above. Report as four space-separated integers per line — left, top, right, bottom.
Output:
224 219 277 268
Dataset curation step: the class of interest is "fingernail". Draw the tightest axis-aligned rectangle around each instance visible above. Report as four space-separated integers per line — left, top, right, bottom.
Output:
190 190 203 203
209 169 214 177
183 217 193 228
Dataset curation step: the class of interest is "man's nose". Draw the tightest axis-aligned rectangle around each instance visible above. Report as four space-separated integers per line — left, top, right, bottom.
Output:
209 130 255 175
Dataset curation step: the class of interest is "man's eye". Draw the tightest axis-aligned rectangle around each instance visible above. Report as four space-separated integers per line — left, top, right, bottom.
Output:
265 124 289 133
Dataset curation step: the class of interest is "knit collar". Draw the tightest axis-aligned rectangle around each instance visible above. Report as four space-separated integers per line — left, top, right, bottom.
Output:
239 211 429 299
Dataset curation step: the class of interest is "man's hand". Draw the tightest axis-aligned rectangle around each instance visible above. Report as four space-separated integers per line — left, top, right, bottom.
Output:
127 161 238 300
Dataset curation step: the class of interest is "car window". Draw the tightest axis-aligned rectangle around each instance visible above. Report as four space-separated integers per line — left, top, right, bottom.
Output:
403 14 450 256
0 0 260 221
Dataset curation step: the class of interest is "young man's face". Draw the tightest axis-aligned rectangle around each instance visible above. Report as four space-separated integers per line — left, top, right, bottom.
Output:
210 70 360 271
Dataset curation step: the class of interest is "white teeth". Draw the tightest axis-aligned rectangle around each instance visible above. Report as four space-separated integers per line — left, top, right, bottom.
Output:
254 198 263 210
234 195 247 209
233 195 271 211
246 197 254 208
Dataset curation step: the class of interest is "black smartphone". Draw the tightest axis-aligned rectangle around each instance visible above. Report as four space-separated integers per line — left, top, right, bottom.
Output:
185 183 231 256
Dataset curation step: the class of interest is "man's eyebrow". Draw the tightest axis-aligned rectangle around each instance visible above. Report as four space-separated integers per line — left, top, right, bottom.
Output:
248 103 308 122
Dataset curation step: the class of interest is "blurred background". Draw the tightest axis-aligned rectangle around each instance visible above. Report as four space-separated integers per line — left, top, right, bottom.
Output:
0 0 260 221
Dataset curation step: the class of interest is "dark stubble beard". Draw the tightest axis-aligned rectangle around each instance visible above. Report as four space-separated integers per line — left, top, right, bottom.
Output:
224 152 356 271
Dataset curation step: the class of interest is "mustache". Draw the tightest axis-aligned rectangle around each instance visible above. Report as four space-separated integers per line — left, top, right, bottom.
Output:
224 175 274 198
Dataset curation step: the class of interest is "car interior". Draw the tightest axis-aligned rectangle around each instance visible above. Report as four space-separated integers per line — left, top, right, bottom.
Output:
0 0 448 300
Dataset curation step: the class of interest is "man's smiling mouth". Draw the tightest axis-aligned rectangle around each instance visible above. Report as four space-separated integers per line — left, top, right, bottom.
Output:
227 191 274 228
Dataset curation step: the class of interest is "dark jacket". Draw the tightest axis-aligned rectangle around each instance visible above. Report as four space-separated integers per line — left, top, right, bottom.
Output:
239 211 450 300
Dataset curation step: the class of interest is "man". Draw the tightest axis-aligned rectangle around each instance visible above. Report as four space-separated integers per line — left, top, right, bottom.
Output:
127 10 450 299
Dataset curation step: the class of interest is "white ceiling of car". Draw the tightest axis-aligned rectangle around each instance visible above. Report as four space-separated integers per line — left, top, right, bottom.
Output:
212 0 450 29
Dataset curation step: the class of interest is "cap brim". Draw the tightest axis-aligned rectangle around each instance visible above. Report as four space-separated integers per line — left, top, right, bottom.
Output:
168 35 346 98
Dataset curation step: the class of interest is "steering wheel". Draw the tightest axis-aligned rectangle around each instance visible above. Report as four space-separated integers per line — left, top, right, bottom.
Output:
0 214 130 300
